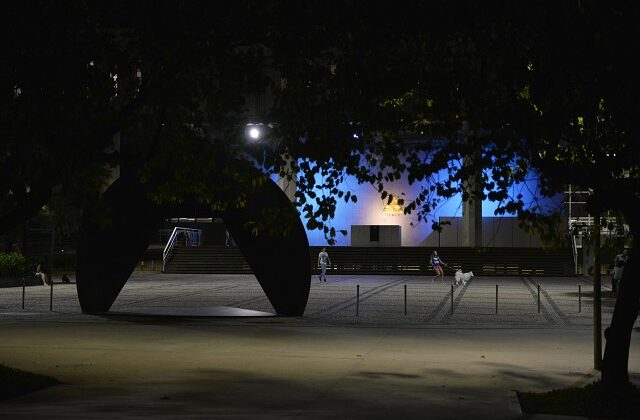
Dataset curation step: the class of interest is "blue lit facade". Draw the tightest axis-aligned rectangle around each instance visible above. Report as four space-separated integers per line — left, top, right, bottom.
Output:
295 166 564 247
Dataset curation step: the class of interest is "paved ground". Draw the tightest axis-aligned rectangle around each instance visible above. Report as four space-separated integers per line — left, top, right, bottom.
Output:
0 273 638 419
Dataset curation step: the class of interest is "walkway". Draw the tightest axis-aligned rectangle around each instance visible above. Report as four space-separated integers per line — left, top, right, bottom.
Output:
0 273 638 419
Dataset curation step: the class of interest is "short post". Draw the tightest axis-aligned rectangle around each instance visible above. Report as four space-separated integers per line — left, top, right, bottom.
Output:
450 284 454 314
152 260 155 271
49 279 53 312
495 284 499 314
537 284 541 313
579 284 582 313
404 284 407 316
22 276 26 309
356 284 360 317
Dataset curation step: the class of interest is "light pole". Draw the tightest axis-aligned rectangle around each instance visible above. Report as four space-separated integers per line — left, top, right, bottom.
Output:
245 123 273 143
248 126 261 140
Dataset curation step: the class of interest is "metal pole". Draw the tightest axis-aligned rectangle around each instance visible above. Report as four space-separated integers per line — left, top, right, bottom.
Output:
356 285 360 317
495 284 499 314
450 284 454 314
579 284 582 313
49 227 55 277
593 214 602 370
404 284 407 316
49 278 53 312
537 284 541 313
22 276 25 309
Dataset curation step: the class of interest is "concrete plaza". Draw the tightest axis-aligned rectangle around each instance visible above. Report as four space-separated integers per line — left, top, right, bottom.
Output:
0 273 638 419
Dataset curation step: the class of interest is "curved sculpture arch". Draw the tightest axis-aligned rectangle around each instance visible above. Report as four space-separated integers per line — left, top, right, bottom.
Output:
76 171 310 316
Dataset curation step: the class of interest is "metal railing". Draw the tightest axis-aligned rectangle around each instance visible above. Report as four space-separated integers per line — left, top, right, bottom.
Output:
163 227 202 271
571 235 579 275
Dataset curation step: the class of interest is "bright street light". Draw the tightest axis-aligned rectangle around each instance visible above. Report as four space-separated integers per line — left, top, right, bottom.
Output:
249 127 261 140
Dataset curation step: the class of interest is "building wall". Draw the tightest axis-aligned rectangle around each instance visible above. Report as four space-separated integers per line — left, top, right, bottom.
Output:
420 217 544 248
300 167 563 247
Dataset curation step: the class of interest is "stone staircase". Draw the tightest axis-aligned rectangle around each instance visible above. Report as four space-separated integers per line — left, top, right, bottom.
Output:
163 246 252 274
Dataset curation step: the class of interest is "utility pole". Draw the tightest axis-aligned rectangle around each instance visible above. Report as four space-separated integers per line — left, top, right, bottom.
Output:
593 214 602 370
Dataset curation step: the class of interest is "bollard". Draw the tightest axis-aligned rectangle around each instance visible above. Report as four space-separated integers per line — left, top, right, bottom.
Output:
356 284 360 317
495 284 499 314
579 284 582 313
451 284 454 314
22 276 26 309
404 284 407 316
49 279 53 312
537 284 541 313
152 260 155 271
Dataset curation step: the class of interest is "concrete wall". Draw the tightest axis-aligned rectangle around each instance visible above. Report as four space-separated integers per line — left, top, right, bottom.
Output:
421 217 544 248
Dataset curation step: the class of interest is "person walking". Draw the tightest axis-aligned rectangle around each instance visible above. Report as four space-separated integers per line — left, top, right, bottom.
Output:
317 247 331 282
225 229 235 247
430 250 449 282
612 249 628 293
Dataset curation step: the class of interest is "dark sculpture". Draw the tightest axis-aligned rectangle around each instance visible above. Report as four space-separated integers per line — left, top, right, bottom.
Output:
220 177 310 316
76 177 167 313
76 171 310 316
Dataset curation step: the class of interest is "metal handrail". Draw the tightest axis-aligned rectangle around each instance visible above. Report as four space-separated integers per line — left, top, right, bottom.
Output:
163 227 202 271
571 234 579 275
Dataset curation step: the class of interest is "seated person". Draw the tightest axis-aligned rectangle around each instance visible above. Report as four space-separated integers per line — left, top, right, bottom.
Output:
36 259 50 286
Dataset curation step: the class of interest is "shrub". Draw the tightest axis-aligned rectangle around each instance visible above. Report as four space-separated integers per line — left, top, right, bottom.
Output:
0 252 30 277
518 380 640 418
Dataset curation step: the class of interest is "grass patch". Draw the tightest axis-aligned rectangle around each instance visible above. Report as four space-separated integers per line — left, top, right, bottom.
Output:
518 380 640 419
0 364 59 401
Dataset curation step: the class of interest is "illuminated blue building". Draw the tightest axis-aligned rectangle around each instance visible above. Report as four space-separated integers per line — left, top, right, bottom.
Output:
284 165 564 247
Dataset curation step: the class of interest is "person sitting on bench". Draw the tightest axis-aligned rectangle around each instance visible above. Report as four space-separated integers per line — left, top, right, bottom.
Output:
36 258 50 286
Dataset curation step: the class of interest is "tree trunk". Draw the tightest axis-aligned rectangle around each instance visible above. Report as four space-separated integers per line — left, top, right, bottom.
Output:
601 220 639 390
593 215 602 370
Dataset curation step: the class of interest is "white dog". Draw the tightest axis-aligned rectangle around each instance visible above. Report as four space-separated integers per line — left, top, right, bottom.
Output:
453 269 474 286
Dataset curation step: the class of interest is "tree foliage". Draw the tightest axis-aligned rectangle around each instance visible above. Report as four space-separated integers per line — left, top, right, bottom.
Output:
1 1 274 236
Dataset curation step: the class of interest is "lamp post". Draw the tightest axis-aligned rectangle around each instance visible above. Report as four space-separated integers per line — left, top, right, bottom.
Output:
248 126 261 140
245 123 272 143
